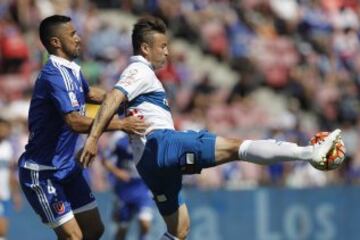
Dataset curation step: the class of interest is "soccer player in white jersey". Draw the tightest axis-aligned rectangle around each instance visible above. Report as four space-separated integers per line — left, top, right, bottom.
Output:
18 15 147 240
79 16 345 240
0 118 21 240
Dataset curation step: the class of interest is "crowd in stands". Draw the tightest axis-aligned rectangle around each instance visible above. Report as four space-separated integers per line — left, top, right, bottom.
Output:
1 0 359 190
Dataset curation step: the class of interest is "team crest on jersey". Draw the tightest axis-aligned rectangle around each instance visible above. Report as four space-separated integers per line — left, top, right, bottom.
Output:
52 201 65 214
68 91 79 107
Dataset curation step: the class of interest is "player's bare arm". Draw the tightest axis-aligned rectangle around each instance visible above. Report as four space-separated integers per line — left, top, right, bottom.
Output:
88 88 127 139
64 110 148 134
86 86 106 104
80 89 128 167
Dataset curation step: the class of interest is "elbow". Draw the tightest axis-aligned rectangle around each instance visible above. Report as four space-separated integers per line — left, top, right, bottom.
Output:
64 112 90 133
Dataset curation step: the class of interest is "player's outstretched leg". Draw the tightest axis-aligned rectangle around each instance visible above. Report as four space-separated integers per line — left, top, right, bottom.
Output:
214 129 343 166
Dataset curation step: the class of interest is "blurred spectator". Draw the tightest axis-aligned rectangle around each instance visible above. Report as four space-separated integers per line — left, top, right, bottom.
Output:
0 16 29 73
157 55 181 105
0 118 22 239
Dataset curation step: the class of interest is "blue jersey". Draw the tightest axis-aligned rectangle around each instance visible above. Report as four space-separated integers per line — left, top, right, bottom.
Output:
106 132 148 201
18 55 89 179
106 132 140 180
113 136 133 171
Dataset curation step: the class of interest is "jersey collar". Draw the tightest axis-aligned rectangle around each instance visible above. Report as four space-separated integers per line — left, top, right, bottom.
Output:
130 55 154 70
49 55 81 76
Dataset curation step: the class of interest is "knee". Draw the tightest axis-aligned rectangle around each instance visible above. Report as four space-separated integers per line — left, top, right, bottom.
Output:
59 228 83 240
70 229 83 240
215 137 241 162
178 223 190 240
169 220 190 240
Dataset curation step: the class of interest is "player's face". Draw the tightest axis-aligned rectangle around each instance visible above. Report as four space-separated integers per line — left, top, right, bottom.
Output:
147 32 168 69
57 22 81 60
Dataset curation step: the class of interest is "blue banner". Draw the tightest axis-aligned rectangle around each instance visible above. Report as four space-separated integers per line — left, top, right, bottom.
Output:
8 186 360 239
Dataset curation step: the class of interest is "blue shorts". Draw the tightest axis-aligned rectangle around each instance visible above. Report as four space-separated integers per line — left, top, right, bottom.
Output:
137 129 216 216
19 167 97 228
0 200 11 218
113 179 153 224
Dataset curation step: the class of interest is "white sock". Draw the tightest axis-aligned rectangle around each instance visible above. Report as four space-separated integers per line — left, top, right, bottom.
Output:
160 232 180 240
238 139 313 164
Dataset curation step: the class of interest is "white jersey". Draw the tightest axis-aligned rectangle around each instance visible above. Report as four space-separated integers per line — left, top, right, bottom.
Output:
115 55 175 163
0 140 14 200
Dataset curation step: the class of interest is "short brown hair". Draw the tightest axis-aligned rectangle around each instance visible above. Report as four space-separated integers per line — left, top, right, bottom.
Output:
132 16 167 54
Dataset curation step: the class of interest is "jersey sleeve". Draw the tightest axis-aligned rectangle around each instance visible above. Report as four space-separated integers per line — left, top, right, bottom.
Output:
46 73 78 114
114 66 151 101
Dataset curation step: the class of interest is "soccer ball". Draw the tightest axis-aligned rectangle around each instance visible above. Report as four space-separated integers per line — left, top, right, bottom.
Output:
310 132 346 171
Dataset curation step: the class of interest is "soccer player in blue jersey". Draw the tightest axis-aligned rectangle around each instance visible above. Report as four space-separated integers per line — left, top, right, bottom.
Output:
102 132 153 240
79 16 345 240
18 15 148 240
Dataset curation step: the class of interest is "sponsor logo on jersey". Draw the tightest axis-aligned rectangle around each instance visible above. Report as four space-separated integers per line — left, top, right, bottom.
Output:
52 201 65 214
68 91 79 107
119 69 139 87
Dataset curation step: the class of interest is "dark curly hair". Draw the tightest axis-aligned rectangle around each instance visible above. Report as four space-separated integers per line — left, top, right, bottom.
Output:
132 16 167 54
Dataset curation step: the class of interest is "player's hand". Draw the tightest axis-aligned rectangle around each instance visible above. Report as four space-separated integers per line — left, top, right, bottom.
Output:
121 116 149 135
78 136 98 168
